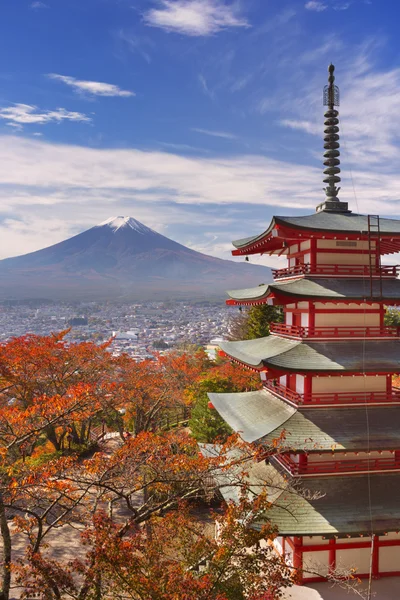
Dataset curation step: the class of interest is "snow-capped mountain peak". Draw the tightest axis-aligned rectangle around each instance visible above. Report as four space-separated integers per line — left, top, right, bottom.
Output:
98 216 155 235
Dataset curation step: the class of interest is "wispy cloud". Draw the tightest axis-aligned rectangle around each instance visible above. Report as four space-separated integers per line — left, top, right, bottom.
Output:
198 74 215 99
5 123 23 132
144 0 249 36
116 31 153 63
158 141 210 153
279 41 400 168
48 74 135 97
30 1 48 8
191 127 236 139
305 1 327 11
0 104 91 126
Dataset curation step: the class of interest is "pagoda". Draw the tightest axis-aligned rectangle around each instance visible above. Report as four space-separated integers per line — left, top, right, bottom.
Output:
208 65 400 583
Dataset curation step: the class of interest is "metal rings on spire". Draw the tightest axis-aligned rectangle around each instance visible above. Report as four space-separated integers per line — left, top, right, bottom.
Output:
323 64 341 202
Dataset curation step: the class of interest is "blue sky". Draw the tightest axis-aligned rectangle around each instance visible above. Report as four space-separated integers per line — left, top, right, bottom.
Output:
1 0 400 265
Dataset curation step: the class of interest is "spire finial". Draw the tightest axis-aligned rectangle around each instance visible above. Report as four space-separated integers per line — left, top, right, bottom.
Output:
322 64 341 203
316 65 350 213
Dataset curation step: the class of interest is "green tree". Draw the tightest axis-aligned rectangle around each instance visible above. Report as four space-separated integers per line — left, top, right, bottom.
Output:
384 307 400 327
189 375 238 443
229 304 283 341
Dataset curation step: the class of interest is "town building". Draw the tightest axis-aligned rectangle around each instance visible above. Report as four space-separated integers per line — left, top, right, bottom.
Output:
208 65 400 583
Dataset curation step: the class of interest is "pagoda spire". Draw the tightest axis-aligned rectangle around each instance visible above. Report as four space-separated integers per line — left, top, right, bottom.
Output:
323 64 341 202
316 64 349 213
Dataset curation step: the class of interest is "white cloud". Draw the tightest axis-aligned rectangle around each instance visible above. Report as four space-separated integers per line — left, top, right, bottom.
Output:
305 1 328 11
0 104 91 126
191 127 236 139
1 129 400 259
144 0 249 36
48 74 135 97
280 119 319 135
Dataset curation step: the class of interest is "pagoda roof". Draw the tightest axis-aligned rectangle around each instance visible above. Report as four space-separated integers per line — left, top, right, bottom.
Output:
218 337 400 372
227 277 400 305
208 389 400 450
204 448 400 535
262 469 400 536
232 212 400 256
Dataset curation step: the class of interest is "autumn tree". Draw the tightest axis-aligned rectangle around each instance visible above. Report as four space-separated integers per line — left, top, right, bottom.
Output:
117 349 210 435
1 428 296 600
0 331 120 454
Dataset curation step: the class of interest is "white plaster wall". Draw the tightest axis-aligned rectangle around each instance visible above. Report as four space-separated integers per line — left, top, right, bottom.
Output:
289 244 299 255
296 374 305 394
317 240 375 250
336 547 371 573
285 547 294 568
280 375 287 386
303 551 330 579
307 450 394 464
312 375 386 393
384 532 400 541
304 253 311 263
273 537 284 554
314 303 379 310
298 302 309 309
316 252 371 265
303 536 329 546
338 536 372 545
286 312 293 325
314 312 379 327
379 546 400 572
300 313 309 327
300 241 311 251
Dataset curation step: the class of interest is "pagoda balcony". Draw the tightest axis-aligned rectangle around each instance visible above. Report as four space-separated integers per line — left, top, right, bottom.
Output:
264 379 400 406
271 263 400 280
270 322 400 340
275 454 400 476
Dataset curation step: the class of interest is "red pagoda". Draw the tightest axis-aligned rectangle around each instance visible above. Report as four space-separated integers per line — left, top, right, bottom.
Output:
208 65 400 583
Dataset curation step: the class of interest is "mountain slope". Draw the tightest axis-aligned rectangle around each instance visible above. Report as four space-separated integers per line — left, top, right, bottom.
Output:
0 217 272 301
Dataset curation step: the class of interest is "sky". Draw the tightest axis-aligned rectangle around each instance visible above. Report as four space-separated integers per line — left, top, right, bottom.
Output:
1 0 400 267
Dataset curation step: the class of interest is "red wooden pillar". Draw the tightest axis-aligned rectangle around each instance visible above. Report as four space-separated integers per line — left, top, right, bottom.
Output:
293 536 303 583
304 375 312 403
308 300 315 335
387 374 392 396
372 535 380 579
310 238 317 271
328 538 336 574
298 453 308 474
380 306 385 329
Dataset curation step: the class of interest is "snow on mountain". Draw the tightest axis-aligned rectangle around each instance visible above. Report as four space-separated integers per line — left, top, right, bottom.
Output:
99 216 156 235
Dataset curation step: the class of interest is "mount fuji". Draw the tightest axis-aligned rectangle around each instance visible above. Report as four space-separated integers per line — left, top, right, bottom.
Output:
0 217 272 301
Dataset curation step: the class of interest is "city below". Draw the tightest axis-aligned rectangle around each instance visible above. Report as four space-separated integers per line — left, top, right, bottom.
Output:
0 301 234 360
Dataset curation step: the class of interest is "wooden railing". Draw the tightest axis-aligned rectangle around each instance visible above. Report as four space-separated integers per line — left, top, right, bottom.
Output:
271 263 400 280
264 380 400 406
276 453 400 476
270 322 400 339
